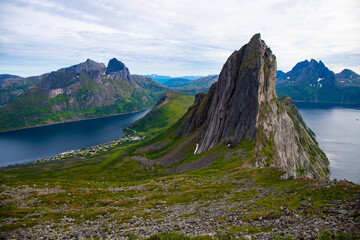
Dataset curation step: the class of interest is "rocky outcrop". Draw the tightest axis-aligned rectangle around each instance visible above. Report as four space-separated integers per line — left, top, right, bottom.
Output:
106 58 126 74
106 58 130 81
178 34 329 179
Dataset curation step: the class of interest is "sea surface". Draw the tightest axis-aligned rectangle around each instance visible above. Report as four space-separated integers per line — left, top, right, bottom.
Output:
295 102 360 184
0 109 151 167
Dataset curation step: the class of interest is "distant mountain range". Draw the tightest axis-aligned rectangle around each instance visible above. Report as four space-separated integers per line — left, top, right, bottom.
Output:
150 60 359 104
0 74 47 108
145 74 204 84
0 74 22 83
162 78 191 87
0 58 169 131
180 75 218 89
1 57 358 131
335 69 360 86
143 74 218 95
276 59 360 104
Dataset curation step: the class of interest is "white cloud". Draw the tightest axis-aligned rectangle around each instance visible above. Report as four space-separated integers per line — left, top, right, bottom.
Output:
0 0 359 76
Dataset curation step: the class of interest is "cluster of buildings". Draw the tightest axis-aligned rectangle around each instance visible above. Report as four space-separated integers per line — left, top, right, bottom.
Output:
33 135 144 163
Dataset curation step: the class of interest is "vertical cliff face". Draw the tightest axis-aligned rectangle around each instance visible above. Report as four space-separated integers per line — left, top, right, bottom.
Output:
178 34 329 179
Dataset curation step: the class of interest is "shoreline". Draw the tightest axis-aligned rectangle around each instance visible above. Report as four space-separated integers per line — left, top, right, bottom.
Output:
0 107 152 133
0 158 80 171
0 132 144 170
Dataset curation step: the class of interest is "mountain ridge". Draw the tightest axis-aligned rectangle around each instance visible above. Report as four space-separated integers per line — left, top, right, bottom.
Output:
276 60 360 104
0 58 169 131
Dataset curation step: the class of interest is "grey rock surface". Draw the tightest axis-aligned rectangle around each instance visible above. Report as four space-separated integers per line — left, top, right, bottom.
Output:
178 34 329 179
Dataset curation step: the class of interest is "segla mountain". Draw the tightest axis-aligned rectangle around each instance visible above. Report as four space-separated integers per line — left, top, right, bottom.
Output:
175 34 329 179
0 58 169 131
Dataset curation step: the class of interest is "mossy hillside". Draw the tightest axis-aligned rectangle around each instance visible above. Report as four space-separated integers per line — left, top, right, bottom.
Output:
1 134 358 236
129 92 194 136
0 93 358 238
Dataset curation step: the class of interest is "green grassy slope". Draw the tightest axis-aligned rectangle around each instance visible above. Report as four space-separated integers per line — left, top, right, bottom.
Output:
0 136 358 238
0 94 358 239
128 92 194 136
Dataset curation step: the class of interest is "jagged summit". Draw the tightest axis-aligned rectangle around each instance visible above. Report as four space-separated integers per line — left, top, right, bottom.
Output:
106 58 127 74
278 59 336 88
178 33 276 151
177 33 329 179
105 58 130 80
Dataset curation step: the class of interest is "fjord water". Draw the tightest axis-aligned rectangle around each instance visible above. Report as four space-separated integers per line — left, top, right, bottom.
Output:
0 103 359 184
0 109 151 167
295 102 360 184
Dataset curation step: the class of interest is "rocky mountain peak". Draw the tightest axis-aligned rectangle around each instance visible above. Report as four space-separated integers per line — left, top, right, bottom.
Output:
337 69 359 78
279 59 336 88
180 33 277 153
106 58 127 74
335 68 360 86
105 58 130 80
177 33 329 179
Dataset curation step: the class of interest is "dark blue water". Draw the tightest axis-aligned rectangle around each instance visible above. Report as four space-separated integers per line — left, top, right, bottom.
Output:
0 103 359 184
295 102 360 184
0 109 151 166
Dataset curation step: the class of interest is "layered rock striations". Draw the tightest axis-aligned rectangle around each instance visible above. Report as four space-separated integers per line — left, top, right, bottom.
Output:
178 34 329 179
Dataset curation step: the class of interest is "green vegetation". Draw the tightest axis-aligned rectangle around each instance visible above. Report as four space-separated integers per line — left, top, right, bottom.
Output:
0 74 169 131
0 93 358 238
1 123 358 237
318 231 359 240
276 85 360 104
142 231 358 240
129 92 194 136
0 76 42 107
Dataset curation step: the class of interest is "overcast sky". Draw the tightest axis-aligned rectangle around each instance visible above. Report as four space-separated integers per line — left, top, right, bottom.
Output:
0 0 359 77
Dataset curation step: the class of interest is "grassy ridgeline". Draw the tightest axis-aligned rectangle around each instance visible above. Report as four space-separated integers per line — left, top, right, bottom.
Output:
128 92 194 136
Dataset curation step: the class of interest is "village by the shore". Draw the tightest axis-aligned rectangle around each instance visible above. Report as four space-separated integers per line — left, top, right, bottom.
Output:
20 131 144 165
